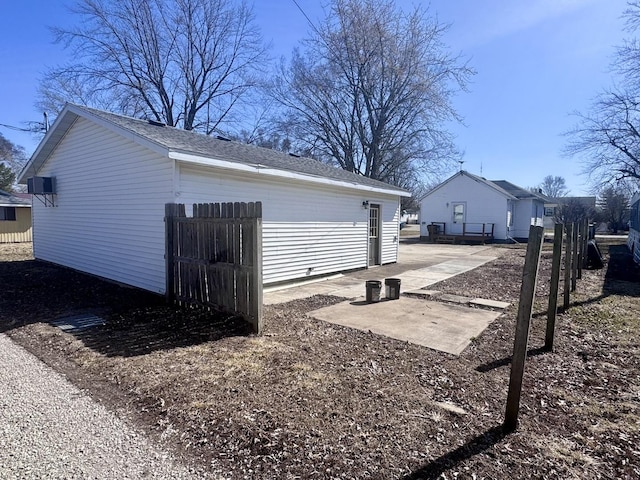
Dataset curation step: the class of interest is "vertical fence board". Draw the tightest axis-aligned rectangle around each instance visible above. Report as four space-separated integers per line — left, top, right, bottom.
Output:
165 202 263 334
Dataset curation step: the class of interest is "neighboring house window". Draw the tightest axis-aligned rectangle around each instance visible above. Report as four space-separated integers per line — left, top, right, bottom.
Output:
507 202 514 228
544 207 555 217
452 203 465 224
0 207 16 221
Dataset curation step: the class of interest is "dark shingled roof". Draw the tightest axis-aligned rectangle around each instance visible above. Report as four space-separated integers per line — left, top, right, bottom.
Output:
78 105 409 195
491 180 548 201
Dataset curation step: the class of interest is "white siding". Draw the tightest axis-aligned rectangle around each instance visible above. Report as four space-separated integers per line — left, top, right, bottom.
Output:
178 164 400 284
420 174 510 240
32 117 173 293
511 199 544 239
381 203 400 264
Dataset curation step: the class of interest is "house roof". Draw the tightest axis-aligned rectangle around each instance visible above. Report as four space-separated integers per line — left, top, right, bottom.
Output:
421 170 518 200
0 190 31 207
491 180 548 201
420 170 547 202
19 103 410 197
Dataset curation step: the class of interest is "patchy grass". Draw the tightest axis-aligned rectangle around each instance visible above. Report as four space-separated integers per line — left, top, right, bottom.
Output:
1 240 639 479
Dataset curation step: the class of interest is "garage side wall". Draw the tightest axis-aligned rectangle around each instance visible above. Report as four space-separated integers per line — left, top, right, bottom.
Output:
420 175 509 240
178 164 400 284
32 118 173 293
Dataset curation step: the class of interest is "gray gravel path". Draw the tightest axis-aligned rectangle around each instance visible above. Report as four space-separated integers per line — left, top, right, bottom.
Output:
0 333 216 479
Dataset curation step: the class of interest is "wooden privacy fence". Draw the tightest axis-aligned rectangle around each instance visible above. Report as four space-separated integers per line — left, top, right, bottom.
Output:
165 202 263 334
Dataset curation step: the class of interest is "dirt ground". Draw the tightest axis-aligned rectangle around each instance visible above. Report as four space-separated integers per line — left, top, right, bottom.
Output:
1 240 639 479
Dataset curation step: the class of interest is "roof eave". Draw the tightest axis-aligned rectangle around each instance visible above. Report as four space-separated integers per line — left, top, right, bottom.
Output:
170 151 411 197
420 171 518 201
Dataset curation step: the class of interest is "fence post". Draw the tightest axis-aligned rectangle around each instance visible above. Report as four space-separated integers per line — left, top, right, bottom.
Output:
571 222 579 292
577 220 583 280
582 218 590 268
563 223 573 310
504 225 544 433
165 203 177 303
545 223 564 351
251 202 264 334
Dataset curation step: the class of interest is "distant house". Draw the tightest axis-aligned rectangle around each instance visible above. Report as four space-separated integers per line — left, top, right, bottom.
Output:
18 103 410 294
400 208 419 225
543 196 596 230
419 170 546 243
0 190 31 243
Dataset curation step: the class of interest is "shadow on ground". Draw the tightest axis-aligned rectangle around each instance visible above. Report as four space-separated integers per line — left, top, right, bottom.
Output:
0 258 250 356
402 425 507 480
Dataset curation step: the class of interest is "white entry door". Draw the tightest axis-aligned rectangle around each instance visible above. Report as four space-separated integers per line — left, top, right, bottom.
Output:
451 202 466 234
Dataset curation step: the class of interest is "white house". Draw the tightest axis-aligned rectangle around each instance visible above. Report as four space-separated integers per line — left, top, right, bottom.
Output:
18 104 409 294
419 170 546 242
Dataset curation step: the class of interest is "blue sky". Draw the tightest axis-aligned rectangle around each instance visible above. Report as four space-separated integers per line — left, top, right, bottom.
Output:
0 0 629 195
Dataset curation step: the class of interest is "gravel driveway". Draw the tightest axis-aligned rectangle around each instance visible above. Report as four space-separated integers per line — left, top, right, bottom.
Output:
0 333 214 479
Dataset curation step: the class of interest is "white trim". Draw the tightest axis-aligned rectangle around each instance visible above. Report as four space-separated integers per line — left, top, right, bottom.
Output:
170 151 411 197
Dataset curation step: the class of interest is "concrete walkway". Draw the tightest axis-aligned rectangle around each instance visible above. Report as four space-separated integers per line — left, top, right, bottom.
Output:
264 243 506 355
264 243 497 305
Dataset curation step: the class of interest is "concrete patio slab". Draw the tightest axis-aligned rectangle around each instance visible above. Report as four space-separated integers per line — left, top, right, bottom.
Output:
308 296 502 355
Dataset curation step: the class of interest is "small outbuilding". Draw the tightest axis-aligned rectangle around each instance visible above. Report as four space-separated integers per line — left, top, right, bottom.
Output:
419 170 546 243
18 104 409 294
0 190 32 243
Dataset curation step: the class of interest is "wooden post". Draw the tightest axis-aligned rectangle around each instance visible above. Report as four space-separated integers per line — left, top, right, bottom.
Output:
504 225 545 432
582 218 590 267
571 222 579 292
563 223 573 310
165 203 176 303
250 202 264 334
545 223 564 351
577 220 584 279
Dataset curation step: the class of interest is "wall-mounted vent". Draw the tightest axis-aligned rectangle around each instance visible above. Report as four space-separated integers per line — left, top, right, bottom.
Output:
27 176 56 194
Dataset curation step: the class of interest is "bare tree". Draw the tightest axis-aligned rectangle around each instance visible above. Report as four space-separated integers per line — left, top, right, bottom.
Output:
0 134 27 192
539 175 569 198
553 198 595 225
38 0 267 134
269 0 472 187
597 186 630 233
565 2 640 189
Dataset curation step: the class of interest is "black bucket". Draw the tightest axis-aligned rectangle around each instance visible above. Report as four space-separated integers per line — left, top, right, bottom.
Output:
365 280 382 303
385 278 401 300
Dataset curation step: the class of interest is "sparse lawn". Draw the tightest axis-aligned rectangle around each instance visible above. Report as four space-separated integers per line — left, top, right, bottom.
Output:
0 240 638 479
